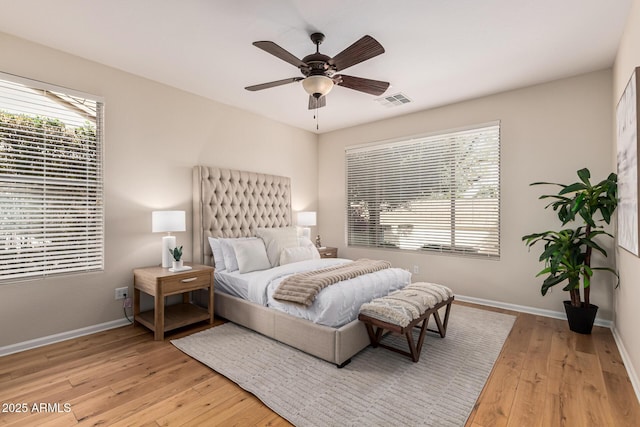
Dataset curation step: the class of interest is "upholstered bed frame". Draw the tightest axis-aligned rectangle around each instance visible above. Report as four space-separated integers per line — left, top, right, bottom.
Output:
192 165 370 366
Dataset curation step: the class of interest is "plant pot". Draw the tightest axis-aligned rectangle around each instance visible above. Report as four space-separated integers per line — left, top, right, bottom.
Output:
172 260 183 270
563 300 598 334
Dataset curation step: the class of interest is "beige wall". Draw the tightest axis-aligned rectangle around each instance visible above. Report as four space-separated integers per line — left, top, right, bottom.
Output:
613 0 640 393
318 69 615 318
0 32 318 347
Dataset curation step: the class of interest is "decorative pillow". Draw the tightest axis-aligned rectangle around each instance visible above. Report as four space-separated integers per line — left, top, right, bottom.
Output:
219 237 256 272
280 245 321 265
256 227 299 267
298 237 316 248
207 237 226 271
232 239 271 273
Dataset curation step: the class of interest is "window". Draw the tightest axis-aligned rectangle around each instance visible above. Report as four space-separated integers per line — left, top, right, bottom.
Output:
0 73 104 281
346 122 500 258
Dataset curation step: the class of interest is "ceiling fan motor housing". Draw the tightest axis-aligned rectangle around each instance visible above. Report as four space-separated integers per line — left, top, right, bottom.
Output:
301 33 336 98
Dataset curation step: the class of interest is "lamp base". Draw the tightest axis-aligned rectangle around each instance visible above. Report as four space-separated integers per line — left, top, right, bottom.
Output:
162 235 176 268
301 227 311 240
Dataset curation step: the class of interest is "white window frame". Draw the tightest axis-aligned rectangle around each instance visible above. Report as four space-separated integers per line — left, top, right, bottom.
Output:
345 122 500 259
0 72 105 282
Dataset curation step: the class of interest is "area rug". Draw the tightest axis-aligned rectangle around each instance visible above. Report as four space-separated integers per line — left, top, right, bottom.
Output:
171 304 515 427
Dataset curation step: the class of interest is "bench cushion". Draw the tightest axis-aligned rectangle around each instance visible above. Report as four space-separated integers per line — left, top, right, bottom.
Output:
359 282 454 327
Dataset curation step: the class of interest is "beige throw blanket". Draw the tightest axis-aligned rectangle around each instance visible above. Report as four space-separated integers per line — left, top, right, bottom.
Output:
273 259 392 307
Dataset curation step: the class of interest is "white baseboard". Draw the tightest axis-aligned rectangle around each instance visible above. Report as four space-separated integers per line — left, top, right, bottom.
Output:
0 296 612 357
0 318 131 357
455 294 613 328
611 326 640 403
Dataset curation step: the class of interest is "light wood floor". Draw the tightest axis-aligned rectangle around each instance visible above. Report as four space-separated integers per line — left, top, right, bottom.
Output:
1 302 639 426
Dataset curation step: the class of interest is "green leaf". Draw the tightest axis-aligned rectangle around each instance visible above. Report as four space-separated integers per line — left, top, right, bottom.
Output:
539 194 571 201
559 182 588 195
582 238 608 257
590 267 620 287
530 181 563 187
535 267 552 277
579 209 596 227
168 245 183 261
577 168 591 185
571 193 586 213
541 272 569 295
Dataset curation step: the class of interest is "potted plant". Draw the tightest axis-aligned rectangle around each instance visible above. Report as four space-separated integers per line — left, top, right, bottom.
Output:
168 245 183 270
522 168 618 334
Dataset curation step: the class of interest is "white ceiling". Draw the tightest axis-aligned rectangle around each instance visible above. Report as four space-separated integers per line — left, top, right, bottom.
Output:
0 0 632 134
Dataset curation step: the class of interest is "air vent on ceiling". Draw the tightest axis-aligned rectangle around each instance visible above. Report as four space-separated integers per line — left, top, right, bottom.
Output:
375 92 412 107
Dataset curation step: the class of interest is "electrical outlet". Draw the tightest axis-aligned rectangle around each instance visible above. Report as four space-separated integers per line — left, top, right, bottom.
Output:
413 265 420 275
115 287 128 300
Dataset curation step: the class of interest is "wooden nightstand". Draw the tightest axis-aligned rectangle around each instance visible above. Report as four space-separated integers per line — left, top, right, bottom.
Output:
133 263 214 340
318 246 338 258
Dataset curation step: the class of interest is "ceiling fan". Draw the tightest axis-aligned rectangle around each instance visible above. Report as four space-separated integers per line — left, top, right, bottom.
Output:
245 32 389 110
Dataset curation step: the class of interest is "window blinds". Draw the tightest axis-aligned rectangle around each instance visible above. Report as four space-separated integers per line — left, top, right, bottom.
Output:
346 123 500 258
0 74 104 281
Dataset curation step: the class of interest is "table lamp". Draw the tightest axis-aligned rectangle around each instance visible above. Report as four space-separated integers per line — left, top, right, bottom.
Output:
152 210 186 268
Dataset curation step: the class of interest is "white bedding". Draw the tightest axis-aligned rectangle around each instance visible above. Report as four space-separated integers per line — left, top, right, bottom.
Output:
214 269 251 300
215 258 412 327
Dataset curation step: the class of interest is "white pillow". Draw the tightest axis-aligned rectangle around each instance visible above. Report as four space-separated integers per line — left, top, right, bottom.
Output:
256 227 299 267
232 239 271 273
279 245 321 265
219 237 256 272
207 237 226 271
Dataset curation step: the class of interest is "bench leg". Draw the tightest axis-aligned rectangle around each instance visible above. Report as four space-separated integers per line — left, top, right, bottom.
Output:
405 329 418 362
426 300 453 338
407 317 429 362
442 301 453 336
364 323 384 348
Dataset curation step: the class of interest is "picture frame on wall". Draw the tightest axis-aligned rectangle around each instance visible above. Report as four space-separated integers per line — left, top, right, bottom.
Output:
616 66 640 257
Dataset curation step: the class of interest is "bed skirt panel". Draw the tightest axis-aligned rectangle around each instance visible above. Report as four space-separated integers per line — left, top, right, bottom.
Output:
213 291 369 365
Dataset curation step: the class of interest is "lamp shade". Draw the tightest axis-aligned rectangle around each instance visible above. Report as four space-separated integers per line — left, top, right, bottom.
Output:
152 210 186 233
297 211 317 227
302 76 334 98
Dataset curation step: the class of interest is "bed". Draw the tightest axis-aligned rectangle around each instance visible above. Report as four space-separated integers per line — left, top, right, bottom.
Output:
192 165 411 366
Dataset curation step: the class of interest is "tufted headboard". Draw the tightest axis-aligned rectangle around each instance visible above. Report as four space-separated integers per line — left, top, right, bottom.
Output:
192 165 292 266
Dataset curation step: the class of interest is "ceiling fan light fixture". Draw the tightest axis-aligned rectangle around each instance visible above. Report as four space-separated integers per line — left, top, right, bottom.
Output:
302 75 334 98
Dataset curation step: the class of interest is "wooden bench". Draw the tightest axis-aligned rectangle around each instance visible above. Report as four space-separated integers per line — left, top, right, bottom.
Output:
358 282 454 362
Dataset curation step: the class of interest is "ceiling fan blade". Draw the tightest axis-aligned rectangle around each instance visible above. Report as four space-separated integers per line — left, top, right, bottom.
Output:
253 41 307 68
329 35 385 71
245 77 303 91
308 95 327 110
335 74 389 96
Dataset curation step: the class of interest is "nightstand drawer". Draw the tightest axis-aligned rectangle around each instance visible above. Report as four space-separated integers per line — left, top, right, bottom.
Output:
161 271 211 295
318 247 337 258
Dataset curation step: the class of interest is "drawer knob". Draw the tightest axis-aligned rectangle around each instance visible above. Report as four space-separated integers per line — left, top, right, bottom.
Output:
181 277 198 283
